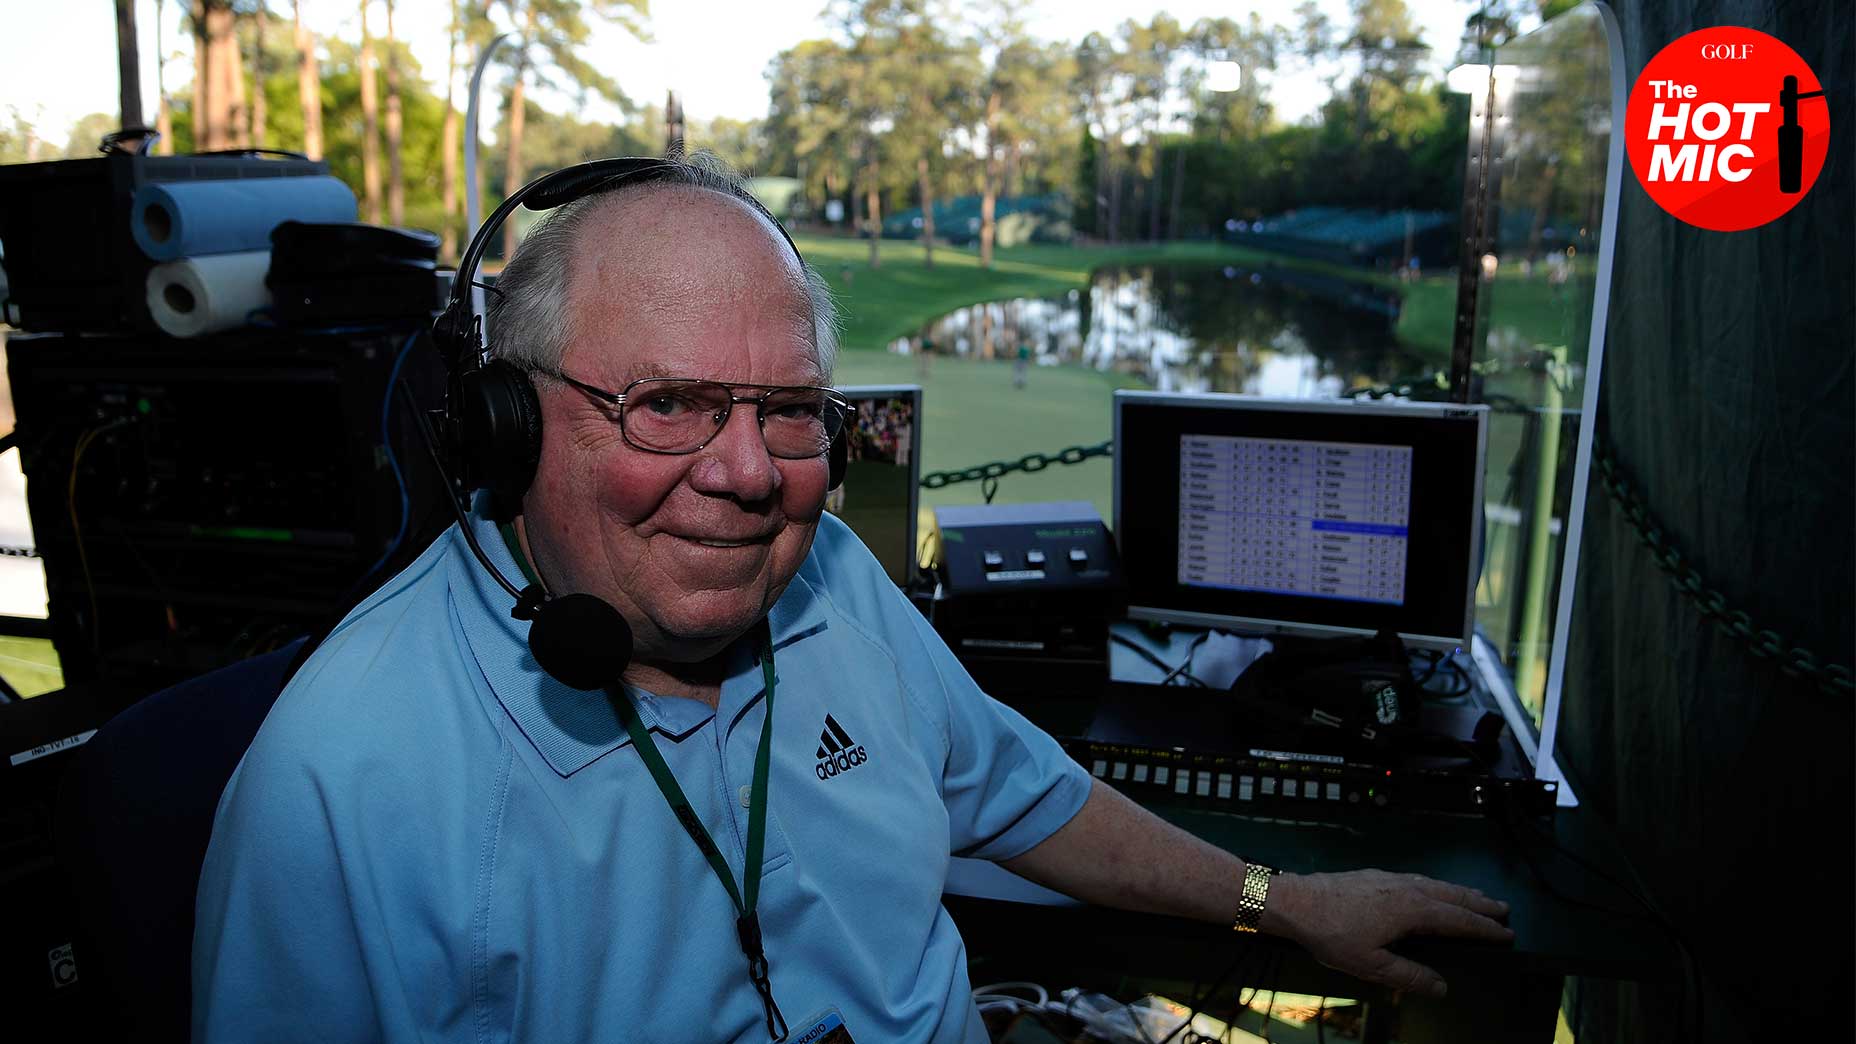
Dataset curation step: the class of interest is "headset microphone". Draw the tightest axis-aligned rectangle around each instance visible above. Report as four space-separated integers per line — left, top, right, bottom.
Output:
429 157 840 692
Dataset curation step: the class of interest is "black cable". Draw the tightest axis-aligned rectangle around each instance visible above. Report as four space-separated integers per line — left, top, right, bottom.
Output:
1495 800 1702 1042
1160 631 1211 686
1111 632 1212 688
1157 938 1262 1044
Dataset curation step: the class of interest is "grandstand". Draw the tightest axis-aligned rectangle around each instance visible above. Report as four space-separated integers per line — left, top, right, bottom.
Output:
880 194 1072 246
1232 207 1455 270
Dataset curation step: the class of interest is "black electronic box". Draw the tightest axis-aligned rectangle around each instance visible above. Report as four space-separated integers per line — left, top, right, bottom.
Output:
932 501 1124 716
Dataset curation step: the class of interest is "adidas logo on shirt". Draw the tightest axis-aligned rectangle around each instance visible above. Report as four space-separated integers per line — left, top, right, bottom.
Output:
814 714 868 780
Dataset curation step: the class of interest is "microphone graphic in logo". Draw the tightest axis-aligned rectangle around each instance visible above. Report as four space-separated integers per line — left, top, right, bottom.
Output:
1779 75 1827 193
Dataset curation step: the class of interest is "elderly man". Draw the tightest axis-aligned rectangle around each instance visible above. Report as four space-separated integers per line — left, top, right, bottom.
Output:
192 159 1512 1042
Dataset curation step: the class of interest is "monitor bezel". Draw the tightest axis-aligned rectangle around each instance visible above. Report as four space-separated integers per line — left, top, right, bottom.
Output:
833 383 924 585
1113 390 1488 651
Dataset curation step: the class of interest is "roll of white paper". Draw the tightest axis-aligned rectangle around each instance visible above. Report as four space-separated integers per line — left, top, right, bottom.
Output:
145 251 273 338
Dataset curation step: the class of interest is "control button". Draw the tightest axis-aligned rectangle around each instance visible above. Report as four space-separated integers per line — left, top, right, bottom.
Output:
1111 761 1128 781
1132 764 1149 783
983 550 1005 570
1325 782 1341 801
1238 776 1255 801
1260 777 1278 796
1154 766 1170 787
1091 759 1107 778
1216 773 1233 800
1025 549 1047 567
1174 772 1191 795
1283 779 1299 798
1347 791 1362 804
1068 547 1089 567
1306 782 1321 800
1373 792 1390 807
1195 771 1212 797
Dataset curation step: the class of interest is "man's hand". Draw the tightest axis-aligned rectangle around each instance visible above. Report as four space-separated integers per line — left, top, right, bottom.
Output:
1261 869 1514 998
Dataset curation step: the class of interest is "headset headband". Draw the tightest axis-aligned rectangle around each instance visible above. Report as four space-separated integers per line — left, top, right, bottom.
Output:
435 157 803 370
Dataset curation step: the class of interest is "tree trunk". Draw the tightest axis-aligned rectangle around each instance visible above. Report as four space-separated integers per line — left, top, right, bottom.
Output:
385 0 403 225
1148 145 1163 242
195 2 244 151
359 0 381 224
115 0 143 131
501 7 538 260
154 0 172 153
1167 142 1185 241
193 3 210 149
439 0 460 259
250 3 266 148
979 89 999 268
293 0 322 159
216 4 248 149
916 156 934 269
1106 154 1123 244
864 154 880 269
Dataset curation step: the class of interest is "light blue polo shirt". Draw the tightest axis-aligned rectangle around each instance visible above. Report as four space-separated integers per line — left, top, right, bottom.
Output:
193 505 1091 1042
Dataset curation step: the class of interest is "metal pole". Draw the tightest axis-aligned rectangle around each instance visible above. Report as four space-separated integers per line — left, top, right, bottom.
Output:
464 33 510 320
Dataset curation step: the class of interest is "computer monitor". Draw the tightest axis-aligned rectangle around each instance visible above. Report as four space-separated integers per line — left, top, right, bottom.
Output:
1113 392 1488 650
828 384 923 586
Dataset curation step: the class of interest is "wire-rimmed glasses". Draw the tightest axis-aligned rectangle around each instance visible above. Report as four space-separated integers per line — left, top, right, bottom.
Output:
539 371 854 460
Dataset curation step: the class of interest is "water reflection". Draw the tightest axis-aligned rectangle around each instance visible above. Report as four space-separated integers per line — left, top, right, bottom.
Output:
889 264 1422 398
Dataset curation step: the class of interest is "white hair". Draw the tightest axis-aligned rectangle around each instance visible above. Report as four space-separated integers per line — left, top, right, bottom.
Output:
485 154 839 379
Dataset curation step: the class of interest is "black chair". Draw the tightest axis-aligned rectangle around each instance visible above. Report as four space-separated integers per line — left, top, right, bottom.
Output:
55 638 308 1042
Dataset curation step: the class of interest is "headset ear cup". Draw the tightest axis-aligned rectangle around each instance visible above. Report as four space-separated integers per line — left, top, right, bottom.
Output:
459 360 543 496
828 427 848 491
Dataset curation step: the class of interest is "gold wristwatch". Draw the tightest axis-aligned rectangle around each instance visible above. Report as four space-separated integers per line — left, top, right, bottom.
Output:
1231 862 1276 933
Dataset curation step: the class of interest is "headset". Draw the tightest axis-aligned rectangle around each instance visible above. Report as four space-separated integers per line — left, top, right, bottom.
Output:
426 156 848 690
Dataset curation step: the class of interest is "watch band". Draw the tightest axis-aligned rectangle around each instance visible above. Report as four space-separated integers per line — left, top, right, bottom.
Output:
1231 862 1275 933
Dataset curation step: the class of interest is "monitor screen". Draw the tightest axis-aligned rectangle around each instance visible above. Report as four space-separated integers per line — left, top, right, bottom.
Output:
1114 392 1487 649
828 385 922 586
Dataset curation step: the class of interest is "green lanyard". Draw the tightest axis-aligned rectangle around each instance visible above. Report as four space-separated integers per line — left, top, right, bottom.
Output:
496 525 788 1040
607 635 786 1041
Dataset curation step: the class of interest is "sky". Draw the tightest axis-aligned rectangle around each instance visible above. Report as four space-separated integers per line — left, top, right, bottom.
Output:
0 0 1486 153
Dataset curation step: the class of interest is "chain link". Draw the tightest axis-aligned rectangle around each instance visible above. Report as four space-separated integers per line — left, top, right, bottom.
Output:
911 417 1851 698
919 440 1113 492
0 546 39 559
1593 434 1852 698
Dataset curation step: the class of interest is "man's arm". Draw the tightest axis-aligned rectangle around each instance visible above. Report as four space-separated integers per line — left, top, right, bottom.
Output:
999 779 1514 998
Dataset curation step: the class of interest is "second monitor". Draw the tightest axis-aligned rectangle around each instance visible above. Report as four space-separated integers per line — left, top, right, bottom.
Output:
828 384 922 587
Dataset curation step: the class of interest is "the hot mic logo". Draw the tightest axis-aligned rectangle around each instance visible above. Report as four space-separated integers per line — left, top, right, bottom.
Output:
1626 27 1829 231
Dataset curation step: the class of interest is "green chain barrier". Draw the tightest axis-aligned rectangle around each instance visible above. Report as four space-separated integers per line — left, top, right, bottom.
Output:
919 440 1113 501
1592 434 1852 698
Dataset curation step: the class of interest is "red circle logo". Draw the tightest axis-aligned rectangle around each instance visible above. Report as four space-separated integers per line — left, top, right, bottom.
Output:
1624 27 1829 232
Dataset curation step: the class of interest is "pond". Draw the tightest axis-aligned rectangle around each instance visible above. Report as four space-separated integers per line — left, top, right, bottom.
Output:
834 261 1433 520
889 262 1424 396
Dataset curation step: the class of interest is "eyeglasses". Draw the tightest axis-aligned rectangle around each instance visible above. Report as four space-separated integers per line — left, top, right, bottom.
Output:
539 371 854 459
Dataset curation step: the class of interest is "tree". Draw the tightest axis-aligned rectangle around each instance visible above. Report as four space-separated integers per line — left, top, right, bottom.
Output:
439 0 462 258
293 0 322 159
386 0 404 224
251 3 271 147
115 0 144 131
492 0 650 260
763 38 858 225
359 0 382 223
973 17 1071 262
155 0 175 153
192 1 248 151
63 113 121 157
